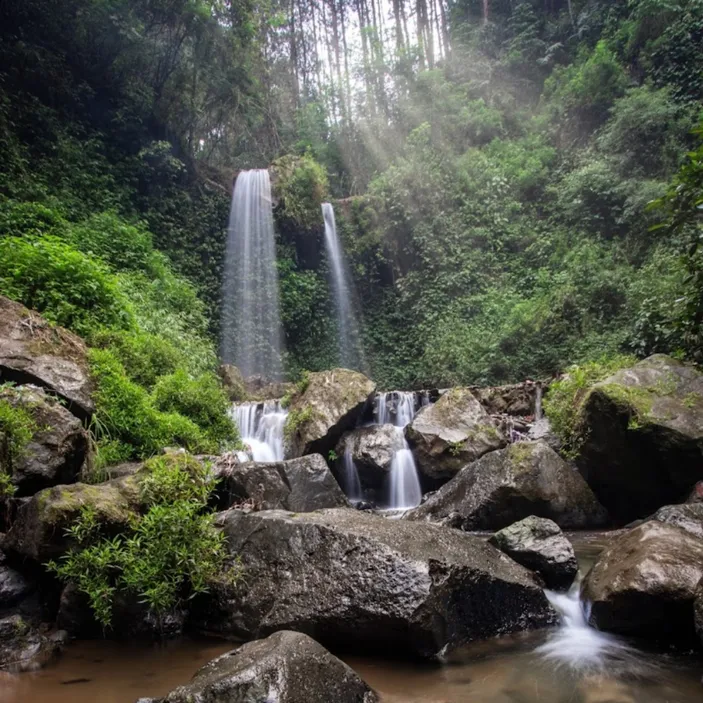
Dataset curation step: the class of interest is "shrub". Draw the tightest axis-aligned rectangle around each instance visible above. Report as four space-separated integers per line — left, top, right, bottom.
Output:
48 453 238 629
152 369 239 448
0 387 38 497
0 200 70 239
0 235 132 336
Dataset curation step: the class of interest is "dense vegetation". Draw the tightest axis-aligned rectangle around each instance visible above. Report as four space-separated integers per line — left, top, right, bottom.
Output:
1 0 702 395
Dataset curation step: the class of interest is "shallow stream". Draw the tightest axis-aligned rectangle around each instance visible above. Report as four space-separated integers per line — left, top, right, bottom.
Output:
6 534 702 703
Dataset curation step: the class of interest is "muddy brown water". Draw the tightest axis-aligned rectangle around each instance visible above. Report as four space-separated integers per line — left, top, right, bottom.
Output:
4 532 702 703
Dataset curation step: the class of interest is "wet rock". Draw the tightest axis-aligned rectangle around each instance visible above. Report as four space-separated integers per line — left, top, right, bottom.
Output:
489 516 578 591
212 453 349 511
336 424 404 489
0 296 94 420
695 578 703 646
285 368 376 458
405 388 507 481
2 476 141 562
650 503 703 539
406 441 608 530
0 615 66 671
470 382 541 417
217 363 247 401
576 355 703 522
190 508 557 659
582 521 703 641
143 631 379 703
0 385 89 496
0 560 32 608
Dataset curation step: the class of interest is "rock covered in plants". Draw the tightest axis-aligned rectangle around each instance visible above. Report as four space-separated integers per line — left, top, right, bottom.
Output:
217 364 247 402
489 516 579 591
405 388 507 481
189 507 557 659
284 368 376 458
575 355 703 522
0 384 89 496
406 441 608 530
0 296 94 420
336 424 404 489
141 631 378 703
2 475 141 562
0 614 66 672
212 453 349 511
582 521 703 641
650 503 703 539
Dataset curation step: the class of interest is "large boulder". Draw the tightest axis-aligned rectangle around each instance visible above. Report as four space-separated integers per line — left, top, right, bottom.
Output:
190 508 557 659
406 441 608 530
336 424 404 489
489 516 578 591
0 615 66 672
0 296 94 420
2 475 141 562
212 453 349 511
405 388 506 481
285 369 375 458
575 355 703 522
0 385 89 496
141 631 379 703
650 503 703 539
582 521 703 641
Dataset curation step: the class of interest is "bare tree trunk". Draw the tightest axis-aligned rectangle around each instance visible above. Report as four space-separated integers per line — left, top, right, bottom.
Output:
289 0 300 108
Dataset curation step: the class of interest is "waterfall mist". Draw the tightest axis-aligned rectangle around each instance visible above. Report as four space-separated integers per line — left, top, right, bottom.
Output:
322 202 364 371
221 170 283 379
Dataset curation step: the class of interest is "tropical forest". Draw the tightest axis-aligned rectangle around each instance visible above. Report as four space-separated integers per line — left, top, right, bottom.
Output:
0 1 703 701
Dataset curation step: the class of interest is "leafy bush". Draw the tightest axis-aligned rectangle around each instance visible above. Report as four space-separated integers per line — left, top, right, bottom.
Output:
0 236 132 336
543 355 637 458
48 453 238 629
0 200 70 239
0 387 38 497
152 370 239 448
272 153 329 230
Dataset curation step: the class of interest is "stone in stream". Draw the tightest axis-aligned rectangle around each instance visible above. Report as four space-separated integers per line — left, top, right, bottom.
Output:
284 368 376 458
489 516 578 591
139 631 378 703
582 521 703 641
189 508 558 659
650 503 703 540
0 384 89 497
405 440 608 530
0 614 67 672
335 424 404 489
211 453 350 511
0 296 94 420
574 354 703 522
405 388 507 481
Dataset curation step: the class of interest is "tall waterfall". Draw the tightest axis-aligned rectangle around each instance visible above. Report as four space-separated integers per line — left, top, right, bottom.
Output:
221 170 283 379
321 202 364 370
375 391 423 510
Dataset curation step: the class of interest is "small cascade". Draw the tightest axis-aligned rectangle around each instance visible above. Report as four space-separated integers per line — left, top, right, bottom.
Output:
534 384 543 421
537 585 637 672
230 400 287 462
321 202 364 370
375 391 423 510
341 447 363 503
221 169 283 379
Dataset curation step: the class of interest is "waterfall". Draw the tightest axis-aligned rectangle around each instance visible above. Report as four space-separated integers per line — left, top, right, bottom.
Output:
341 447 363 502
221 170 283 380
230 401 287 462
375 391 423 510
321 202 364 371
535 384 543 421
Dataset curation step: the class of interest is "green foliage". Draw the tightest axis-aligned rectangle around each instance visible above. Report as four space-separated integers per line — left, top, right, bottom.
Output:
543 355 637 458
0 387 37 494
283 405 314 439
48 453 238 629
273 154 329 231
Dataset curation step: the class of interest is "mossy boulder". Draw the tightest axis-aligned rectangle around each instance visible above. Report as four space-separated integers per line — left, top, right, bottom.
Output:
0 614 66 672
284 368 376 458
1 385 89 496
582 521 703 642
2 476 142 562
405 388 507 481
575 355 703 522
0 296 94 420
406 440 608 530
270 154 329 231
